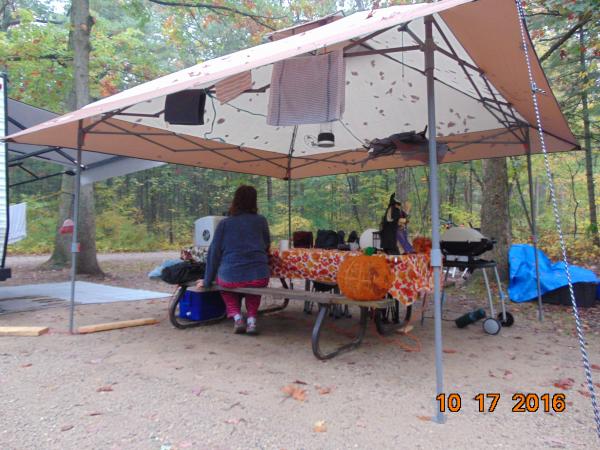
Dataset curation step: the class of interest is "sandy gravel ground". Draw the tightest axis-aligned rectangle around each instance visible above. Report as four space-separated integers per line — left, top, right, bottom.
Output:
1 253 599 449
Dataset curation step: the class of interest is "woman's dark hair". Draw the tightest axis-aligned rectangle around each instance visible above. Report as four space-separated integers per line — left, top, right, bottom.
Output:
229 185 258 216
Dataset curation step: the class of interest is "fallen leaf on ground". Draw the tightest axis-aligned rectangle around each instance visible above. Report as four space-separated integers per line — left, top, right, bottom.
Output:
313 420 327 432
224 418 246 425
238 390 249 395
191 387 205 396
20 363 32 368
282 384 307 402
318 387 332 395
443 349 457 354
96 386 113 393
503 370 513 380
88 412 102 416
578 389 592 398
553 378 575 390
293 380 308 385
397 324 413 335
488 370 496 378
416 415 431 422
592 364 600 371
60 425 74 432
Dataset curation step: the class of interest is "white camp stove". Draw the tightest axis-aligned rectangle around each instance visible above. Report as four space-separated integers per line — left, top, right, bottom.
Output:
194 216 225 248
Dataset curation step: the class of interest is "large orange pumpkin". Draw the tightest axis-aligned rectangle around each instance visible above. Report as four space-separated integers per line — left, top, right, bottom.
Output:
337 255 393 301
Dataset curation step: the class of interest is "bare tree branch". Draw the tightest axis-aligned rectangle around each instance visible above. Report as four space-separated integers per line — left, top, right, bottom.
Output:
8 18 65 27
1 54 72 64
147 0 286 31
525 11 561 18
539 12 592 63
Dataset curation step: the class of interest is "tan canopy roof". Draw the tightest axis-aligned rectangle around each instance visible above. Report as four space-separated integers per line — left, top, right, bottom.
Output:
6 0 577 179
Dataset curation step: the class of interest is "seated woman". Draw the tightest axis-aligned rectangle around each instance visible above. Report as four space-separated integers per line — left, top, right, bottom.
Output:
197 185 271 335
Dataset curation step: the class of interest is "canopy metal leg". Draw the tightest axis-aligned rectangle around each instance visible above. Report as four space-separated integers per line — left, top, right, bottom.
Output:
526 145 543 321
68 120 84 334
425 15 445 424
287 176 292 241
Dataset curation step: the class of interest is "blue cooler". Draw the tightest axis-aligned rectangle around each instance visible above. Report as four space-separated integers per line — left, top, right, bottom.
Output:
179 290 225 321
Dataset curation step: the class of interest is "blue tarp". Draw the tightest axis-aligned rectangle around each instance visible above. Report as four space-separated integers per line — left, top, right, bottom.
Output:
508 244 599 303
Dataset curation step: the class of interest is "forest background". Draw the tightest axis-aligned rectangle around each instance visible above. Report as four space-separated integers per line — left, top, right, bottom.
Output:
1 0 598 270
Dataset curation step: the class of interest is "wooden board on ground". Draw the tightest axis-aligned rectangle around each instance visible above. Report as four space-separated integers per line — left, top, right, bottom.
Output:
0 326 49 337
77 318 159 334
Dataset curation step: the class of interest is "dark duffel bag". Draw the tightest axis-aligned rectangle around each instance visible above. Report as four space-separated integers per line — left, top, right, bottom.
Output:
160 261 206 285
315 229 339 249
293 231 314 248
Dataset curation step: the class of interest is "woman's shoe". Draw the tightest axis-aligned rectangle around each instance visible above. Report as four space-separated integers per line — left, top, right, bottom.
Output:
246 318 258 335
233 318 246 334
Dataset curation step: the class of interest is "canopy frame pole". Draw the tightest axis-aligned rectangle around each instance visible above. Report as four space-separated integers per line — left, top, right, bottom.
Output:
287 177 291 241
68 120 84 334
424 14 445 425
286 126 298 242
525 129 543 321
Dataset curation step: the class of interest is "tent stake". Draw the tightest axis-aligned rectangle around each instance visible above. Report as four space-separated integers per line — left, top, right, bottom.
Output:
525 135 543 321
68 120 83 334
425 15 445 425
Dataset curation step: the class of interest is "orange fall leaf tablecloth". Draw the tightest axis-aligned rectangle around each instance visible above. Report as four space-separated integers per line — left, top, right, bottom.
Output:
269 248 433 306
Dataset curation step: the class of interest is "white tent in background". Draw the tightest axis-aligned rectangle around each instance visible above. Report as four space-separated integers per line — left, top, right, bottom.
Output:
6 98 164 186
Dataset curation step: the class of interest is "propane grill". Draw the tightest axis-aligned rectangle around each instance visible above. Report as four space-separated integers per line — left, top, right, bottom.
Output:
439 227 514 335
440 226 495 262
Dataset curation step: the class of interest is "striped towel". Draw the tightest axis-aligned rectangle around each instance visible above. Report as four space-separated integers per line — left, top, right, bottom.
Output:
267 50 345 126
215 71 253 104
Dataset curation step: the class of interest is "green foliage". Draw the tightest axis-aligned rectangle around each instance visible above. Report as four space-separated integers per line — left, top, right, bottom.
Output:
10 195 58 254
2 0 598 257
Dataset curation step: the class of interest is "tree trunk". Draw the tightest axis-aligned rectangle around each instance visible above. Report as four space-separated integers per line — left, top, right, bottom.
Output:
480 157 511 280
46 175 74 268
580 28 599 246
395 168 410 204
0 1 12 32
266 176 273 218
345 175 362 230
45 0 102 275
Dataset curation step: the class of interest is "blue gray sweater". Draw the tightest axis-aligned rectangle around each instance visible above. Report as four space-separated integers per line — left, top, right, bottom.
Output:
203 213 271 286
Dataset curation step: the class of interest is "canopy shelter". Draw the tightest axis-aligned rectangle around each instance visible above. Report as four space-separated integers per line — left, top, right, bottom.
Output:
6 98 164 186
4 0 583 425
5 0 577 178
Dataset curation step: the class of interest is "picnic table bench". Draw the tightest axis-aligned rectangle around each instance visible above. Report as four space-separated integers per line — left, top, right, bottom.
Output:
168 280 398 360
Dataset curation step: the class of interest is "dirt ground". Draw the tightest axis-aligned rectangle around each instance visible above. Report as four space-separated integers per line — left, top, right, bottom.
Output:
1 253 599 449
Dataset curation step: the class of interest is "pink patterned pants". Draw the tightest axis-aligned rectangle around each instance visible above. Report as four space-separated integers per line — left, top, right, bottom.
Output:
216 277 269 318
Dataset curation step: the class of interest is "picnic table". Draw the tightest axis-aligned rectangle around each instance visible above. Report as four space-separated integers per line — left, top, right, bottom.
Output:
269 248 433 306
170 247 433 359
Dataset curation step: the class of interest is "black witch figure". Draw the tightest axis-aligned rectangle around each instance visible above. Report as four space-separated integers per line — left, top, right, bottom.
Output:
380 193 414 255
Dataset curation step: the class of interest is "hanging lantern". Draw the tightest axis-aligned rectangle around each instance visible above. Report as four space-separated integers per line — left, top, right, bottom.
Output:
317 122 335 148
59 218 74 235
